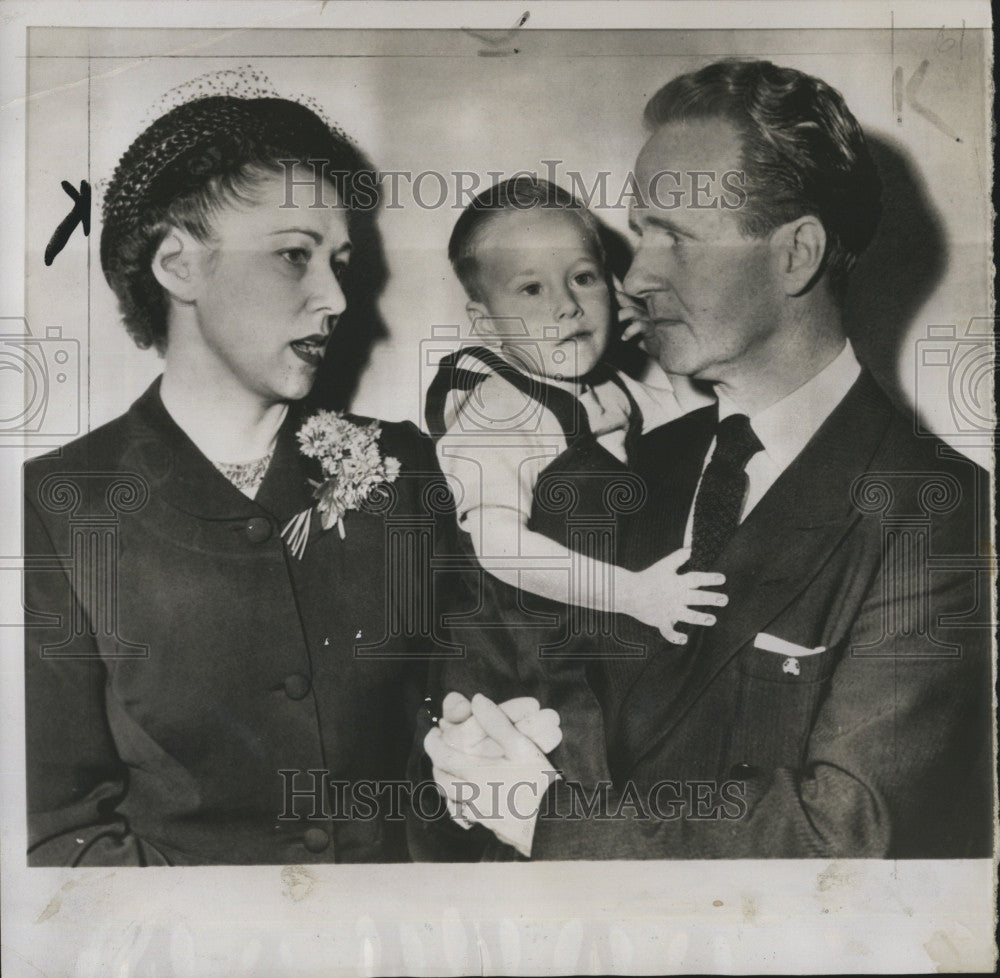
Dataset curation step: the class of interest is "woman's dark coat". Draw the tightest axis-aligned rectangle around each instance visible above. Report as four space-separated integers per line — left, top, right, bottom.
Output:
24 379 453 865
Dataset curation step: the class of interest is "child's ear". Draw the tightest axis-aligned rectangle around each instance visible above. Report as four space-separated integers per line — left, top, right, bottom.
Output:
465 300 493 340
150 228 205 304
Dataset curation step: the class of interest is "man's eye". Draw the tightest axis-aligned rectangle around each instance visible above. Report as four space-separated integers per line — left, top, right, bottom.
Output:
520 283 542 296
279 248 311 266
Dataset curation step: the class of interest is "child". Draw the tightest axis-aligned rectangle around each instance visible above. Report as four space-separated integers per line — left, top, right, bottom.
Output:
425 176 726 789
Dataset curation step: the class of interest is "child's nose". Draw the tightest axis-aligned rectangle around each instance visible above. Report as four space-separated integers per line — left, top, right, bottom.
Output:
554 287 583 320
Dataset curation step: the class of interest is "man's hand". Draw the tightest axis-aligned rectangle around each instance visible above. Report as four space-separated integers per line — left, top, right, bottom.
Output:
425 693 561 857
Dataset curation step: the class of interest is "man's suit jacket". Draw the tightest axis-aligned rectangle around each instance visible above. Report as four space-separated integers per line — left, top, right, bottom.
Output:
24 379 452 865
531 371 994 859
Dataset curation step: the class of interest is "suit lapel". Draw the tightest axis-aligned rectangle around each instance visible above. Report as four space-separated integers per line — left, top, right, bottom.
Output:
615 372 895 771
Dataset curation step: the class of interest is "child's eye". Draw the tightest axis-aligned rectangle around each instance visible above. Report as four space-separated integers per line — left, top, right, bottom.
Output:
573 271 598 287
279 248 311 267
520 283 542 297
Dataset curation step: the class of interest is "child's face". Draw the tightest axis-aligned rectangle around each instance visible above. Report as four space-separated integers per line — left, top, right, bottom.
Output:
467 208 611 380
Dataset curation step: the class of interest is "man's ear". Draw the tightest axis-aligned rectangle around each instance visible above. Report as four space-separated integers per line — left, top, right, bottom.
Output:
772 215 827 296
150 229 204 304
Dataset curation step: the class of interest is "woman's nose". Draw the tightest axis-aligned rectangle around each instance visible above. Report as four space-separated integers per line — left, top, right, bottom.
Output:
310 263 347 317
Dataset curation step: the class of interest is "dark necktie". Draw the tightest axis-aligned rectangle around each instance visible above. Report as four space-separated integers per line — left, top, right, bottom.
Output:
688 413 763 570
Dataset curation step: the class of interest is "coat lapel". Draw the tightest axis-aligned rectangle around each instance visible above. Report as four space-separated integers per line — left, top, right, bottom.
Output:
253 405 318 524
121 379 316 524
615 372 896 771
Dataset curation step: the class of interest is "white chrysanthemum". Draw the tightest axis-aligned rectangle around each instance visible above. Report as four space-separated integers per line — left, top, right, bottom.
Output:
291 411 401 534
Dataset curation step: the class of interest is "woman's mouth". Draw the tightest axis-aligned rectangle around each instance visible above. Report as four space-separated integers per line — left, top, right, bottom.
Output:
290 335 328 367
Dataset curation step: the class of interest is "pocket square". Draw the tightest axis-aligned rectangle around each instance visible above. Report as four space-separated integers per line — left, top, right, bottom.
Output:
753 632 826 657
753 632 826 676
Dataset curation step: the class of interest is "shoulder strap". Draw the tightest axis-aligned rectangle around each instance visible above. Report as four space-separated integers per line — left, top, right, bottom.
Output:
425 345 592 442
587 362 645 465
424 346 491 439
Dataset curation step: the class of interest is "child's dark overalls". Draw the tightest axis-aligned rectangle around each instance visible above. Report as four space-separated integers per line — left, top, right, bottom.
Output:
425 345 650 788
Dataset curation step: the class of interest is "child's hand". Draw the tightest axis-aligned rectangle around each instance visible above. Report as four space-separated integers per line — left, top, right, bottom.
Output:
624 548 728 644
614 274 650 343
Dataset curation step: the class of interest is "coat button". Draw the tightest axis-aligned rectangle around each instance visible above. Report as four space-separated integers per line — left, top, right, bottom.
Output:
303 827 330 853
284 673 311 700
245 517 272 543
729 763 760 779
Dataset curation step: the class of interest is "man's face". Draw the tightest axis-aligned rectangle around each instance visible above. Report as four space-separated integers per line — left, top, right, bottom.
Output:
624 117 784 385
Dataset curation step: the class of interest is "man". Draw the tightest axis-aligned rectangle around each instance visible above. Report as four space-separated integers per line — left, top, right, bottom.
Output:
424 59 994 859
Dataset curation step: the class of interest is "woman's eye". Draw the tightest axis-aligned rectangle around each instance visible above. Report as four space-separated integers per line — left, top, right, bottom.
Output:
520 283 542 297
279 248 311 267
332 260 349 282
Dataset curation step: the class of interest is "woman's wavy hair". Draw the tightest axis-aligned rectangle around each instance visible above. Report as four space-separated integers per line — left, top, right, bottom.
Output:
643 59 882 292
100 96 369 352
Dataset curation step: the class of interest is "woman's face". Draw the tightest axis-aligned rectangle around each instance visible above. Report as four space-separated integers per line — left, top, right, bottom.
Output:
184 165 351 405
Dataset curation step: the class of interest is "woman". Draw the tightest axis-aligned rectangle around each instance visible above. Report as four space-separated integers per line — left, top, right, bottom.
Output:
23 92 450 865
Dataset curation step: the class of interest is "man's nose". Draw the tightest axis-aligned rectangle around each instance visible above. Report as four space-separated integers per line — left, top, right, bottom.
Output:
623 244 664 298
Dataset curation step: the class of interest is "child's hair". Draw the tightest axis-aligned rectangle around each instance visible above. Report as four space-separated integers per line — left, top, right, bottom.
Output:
448 176 606 301
101 95 367 352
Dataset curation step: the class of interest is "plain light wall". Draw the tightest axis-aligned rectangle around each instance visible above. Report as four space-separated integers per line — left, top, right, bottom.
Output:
24 27 992 464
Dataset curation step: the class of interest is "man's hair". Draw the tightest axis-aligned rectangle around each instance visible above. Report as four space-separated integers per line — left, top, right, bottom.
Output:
448 176 605 301
100 96 368 352
644 59 882 289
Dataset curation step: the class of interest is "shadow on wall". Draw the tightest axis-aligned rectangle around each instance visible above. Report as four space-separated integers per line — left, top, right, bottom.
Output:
308 148 390 414
844 133 948 410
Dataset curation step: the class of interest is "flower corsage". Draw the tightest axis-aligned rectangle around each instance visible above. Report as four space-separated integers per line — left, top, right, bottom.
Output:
281 410 401 558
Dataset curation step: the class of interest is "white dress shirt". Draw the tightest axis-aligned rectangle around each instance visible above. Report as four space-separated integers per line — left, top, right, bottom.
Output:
684 341 862 545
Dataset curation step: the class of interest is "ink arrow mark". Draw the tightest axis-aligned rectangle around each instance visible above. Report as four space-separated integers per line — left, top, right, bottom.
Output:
44 180 91 266
461 10 529 56
904 60 963 143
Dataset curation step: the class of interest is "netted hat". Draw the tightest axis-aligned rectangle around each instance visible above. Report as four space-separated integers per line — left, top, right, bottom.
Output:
99 83 364 350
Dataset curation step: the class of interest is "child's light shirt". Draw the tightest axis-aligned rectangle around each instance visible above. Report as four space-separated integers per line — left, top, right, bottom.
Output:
434 350 699 539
